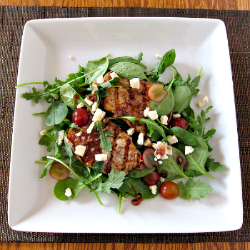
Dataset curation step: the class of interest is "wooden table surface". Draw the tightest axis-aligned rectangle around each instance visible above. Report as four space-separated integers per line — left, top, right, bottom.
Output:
1 0 249 249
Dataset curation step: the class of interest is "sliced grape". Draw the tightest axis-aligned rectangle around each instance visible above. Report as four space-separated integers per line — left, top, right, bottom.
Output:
142 148 158 169
148 83 168 102
49 162 70 181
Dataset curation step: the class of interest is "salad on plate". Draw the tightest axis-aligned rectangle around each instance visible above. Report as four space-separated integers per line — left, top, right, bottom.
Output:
17 49 225 212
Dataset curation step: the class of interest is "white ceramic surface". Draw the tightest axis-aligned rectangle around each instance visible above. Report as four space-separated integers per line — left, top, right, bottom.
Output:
8 17 243 233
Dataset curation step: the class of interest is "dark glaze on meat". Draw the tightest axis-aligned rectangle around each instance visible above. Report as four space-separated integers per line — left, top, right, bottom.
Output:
66 119 143 174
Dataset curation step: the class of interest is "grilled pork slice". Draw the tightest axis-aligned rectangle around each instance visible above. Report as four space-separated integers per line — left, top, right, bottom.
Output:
102 72 154 134
66 120 143 174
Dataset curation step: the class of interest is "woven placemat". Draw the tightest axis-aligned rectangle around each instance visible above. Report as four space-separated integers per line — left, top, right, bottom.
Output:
0 6 249 243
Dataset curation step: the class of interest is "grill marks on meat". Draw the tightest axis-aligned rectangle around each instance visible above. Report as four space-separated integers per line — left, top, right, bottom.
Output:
102 72 154 134
66 120 143 174
102 122 143 174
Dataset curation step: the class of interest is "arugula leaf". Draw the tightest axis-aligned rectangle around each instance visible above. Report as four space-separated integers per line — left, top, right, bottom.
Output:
184 68 202 96
134 52 143 62
178 178 213 201
69 123 81 129
203 128 216 152
64 128 73 158
60 83 94 113
168 127 200 146
99 77 121 88
60 83 78 109
119 177 161 199
93 161 104 173
95 121 113 152
157 156 189 180
158 49 176 75
45 101 68 126
195 106 213 136
150 61 161 74
109 54 147 69
120 116 167 140
181 107 197 129
173 86 192 113
39 158 54 178
54 177 85 201
32 112 46 116
85 55 109 83
22 87 44 103
150 88 175 116
172 66 183 87
95 169 125 194
128 167 155 178
71 163 98 183
205 157 226 172
110 62 147 80
39 125 61 152
151 131 161 141
21 80 62 104
185 134 214 179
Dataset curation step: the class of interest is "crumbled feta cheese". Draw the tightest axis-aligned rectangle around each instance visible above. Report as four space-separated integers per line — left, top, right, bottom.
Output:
96 76 104 84
155 154 162 159
166 135 178 144
95 154 108 161
149 185 157 195
161 154 169 160
185 146 194 155
144 138 152 147
154 157 158 161
127 128 135 136
57 130 65 145
68 55 73 60
153 141 172 160
87 122 95 134
84 97 93 106
77 102 84 109
130 78 140 89
76 131 82 137
148 110 158 120
65 188 72 197
92 101 98 112
160 115 168 125
158 161 163 165
143 107 150 117
155 54 162 59
173 113 181 119
40 129 47 136
196 91 201 96
92 108 106 122
197 96 209 108
110 72 119 79
75 145 87 157
52 94 59 99
166 145 172 155
160 177 165 182
122 197 128 202
137 133 144 145
92 84 98 92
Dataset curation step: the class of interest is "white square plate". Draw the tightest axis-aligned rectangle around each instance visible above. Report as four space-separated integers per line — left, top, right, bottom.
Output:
9 17 243 233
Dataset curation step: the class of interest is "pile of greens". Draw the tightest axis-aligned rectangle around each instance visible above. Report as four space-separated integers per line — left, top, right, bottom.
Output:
18 49 225 212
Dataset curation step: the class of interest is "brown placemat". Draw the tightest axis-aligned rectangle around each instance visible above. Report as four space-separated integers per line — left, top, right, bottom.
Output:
0 6 249 243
